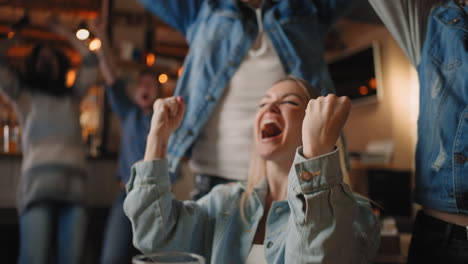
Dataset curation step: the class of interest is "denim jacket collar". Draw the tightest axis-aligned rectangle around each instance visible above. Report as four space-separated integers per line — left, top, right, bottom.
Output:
207 0 282 16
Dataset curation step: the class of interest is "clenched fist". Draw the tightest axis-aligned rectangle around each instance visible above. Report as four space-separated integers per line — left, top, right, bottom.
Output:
151 96 186 141
302 94 351 159
144 96 185 160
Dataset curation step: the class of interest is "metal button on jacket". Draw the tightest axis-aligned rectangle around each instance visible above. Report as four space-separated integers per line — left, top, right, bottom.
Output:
455 153 467 164
301 170 321 181
205 95 215 102
451 18 461 24
301 171 314 182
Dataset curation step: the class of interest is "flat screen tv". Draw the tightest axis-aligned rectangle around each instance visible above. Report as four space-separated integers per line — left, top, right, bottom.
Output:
327 42 382 106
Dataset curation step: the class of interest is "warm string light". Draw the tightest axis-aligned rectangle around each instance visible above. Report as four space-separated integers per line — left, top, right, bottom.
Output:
146 53 156 66
66 69 77 88
158 74 168 84
89 38 101 51
177 66 183 77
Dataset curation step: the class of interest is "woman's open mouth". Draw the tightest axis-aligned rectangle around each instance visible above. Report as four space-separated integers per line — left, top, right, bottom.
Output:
260 119 284 142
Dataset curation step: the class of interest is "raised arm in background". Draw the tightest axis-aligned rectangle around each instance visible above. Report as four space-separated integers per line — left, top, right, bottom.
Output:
87 19 135 119
368 0 443 66
48 15 99 99
88 19 117 87
0 38 23 103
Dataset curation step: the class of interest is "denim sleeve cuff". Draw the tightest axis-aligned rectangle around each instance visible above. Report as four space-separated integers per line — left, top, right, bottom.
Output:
290 147 342 195
126 159 171 194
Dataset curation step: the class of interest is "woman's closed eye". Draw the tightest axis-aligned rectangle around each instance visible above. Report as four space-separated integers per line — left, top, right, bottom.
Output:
281 100 299 106
259 100 299 108
258 102 268 108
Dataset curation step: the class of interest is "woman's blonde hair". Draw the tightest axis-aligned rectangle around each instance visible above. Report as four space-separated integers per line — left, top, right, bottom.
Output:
239 76 320 221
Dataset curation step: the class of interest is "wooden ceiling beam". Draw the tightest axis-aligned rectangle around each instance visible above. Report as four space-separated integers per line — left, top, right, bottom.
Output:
0 0 100 16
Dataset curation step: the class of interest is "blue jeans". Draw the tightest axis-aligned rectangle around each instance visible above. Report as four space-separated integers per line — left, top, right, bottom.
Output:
100 190 138 264
408 211 468 263
18 203 87 264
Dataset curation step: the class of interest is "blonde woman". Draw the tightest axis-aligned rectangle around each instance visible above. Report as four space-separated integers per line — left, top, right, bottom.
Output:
124 77 380 264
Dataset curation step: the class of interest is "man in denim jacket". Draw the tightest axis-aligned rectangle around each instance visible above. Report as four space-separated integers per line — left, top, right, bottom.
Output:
370 0 468 262
138 0 355 196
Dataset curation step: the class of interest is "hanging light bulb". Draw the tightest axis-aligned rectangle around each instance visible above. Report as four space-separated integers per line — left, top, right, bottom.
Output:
158 74 168 84
76 29 90 40
66 69 77 88
146 53 156 66
76 22 90 40
89 38 101 51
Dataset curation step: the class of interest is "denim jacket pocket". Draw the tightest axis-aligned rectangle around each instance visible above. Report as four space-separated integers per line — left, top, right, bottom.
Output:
428 7 466 70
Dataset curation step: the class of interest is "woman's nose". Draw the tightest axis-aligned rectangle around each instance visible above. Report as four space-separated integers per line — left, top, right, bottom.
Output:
266 102 280 114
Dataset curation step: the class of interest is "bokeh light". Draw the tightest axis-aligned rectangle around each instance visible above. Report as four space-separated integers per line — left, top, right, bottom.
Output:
158 74 168 84
66 69 77 88
359 86 369 95
76 29 90 40
146 53 156 67
178 66 183 77
89 38 101 51
369 78 377 90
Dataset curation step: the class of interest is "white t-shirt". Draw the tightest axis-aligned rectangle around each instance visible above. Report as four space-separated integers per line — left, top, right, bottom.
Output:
246 244 268 264
190 8 286 180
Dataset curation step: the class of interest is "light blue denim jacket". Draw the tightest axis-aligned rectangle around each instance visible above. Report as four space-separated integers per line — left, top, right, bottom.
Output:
139 0 355 178
124 148 380 263
369 0 468 214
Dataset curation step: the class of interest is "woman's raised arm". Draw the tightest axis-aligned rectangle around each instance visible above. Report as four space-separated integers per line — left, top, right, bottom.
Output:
285 95 380 263
47 15 99 98
124 97 218 259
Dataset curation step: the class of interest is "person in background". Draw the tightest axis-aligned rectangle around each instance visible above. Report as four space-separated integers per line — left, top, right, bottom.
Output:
369 0 468 263
88 20 161 264
138 0 355 199
0 16 98 264
124 77 380 263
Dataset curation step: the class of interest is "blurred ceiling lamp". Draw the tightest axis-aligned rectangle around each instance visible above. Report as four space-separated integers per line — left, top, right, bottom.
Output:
89 38 101 51
76 29 90 40
158 74 168 84
76 22 90 40
146 53 156 67
66 69 77 88
7 32 15 39
177 66 183 77
359 86 369 96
